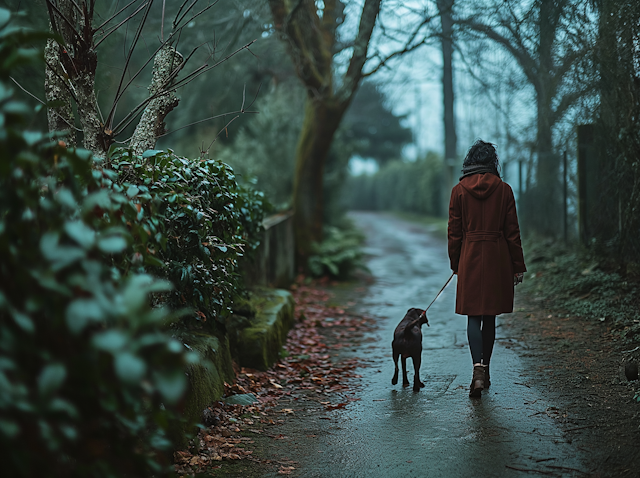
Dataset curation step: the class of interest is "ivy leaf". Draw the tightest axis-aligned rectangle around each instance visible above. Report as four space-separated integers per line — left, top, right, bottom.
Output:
97 235 128 254
65 299 103 334
37 363 66 396
114 352 146 384
144 255 164 267
153 371 186 404
142 149 163 158
64 221 96 249
11 310 34 333
126 185 139 198
92 330 128 352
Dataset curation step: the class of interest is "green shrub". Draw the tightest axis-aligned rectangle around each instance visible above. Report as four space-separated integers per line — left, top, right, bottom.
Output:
0 14 196 477
109 148 266 331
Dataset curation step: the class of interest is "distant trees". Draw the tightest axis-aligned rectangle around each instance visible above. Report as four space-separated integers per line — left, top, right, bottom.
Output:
457 0 596 234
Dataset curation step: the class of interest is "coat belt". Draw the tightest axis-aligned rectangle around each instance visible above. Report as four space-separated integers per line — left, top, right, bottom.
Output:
463 231 503 242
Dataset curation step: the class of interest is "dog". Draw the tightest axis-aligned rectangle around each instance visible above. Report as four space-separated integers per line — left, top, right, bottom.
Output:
392 308 429 392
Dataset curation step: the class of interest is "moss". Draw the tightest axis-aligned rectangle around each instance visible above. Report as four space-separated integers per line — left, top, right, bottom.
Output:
236 288 295 371
171 332 235 448
231 295 258 318
169 289 295 447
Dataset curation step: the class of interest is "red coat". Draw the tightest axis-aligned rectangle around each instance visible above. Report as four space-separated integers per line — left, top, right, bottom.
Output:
448 173 526 316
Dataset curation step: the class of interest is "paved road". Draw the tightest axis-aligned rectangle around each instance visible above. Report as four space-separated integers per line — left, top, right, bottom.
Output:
265 212 588 478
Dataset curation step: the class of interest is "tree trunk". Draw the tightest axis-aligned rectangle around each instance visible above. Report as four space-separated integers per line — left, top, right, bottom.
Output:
522 91 560 236
44 0 75 146
437 0 457 217
535 0 557 186
75 66 105 157
44 39 75 147
438 0 456 164
292 97 346 267
524 0 561 236
130 45 184 155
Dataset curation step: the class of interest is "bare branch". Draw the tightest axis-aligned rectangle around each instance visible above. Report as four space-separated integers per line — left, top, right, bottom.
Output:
173 0 200 29
340 0 382 99
93 0 141 33
157 110 258 139
459 18 539 89
104 0 154 129
94 1 150 48
362 15 438 79
45 0 82 40
173 0 193 27
13 75 83 133
112 39 256 136
161 0 166 41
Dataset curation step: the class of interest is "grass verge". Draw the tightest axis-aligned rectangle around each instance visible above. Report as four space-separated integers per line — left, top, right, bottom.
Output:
521 236 640 348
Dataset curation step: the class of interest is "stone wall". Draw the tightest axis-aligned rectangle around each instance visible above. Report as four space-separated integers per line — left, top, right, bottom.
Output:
245 211 295 288
177 212 296 443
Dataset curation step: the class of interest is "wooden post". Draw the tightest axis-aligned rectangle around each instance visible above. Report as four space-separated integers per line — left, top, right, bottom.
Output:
518 159 523 200
563 150 568 243
577 124 595 244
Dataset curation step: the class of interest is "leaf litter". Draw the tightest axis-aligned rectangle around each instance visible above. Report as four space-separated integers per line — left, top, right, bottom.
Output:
174 277 376 476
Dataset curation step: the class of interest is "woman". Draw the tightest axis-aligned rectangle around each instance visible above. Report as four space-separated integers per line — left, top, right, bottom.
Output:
447 140 526 398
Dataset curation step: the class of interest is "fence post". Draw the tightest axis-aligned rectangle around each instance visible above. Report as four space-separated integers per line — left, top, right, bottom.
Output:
518 159 523 200
577 124 595 245
563 150 568 243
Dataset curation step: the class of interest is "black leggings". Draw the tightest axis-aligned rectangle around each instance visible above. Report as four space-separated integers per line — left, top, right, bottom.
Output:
467 315 496 365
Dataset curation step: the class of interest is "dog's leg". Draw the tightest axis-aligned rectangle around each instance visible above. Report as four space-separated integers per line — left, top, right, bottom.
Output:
401 356 410 387
412 354 425 392
392 348 399 385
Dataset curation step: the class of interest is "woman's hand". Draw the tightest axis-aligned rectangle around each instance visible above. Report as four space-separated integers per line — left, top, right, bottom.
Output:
514 272 524 286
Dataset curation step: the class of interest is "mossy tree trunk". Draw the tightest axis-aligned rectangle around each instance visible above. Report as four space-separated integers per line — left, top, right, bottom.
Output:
268 0 382 267
130 45 185 155
293 98 347 262
44 0 75 147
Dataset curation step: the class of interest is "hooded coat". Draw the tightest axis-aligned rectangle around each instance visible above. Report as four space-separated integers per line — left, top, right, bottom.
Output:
448 173 526 316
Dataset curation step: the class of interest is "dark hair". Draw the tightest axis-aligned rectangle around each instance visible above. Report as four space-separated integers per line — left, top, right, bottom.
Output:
462 139 501 177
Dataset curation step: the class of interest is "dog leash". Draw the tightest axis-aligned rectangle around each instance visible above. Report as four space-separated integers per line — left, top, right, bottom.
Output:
421 272 455 316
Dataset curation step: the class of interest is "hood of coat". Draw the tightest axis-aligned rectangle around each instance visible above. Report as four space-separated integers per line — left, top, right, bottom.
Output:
459 173 502 199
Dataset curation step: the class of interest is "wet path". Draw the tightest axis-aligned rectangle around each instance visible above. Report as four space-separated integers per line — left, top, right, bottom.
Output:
265 212 588 477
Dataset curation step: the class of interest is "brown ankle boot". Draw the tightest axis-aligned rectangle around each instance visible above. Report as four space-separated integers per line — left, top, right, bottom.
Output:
469 364 485 398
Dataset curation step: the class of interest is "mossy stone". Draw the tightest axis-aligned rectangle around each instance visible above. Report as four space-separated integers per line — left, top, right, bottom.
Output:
236 288 295 371
170 332 235 448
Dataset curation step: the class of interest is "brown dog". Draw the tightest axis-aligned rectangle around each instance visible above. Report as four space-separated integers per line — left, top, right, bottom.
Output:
392 308 429 392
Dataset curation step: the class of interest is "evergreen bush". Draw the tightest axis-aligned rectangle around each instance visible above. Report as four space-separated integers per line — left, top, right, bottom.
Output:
109 148 266 331
0 13 197 476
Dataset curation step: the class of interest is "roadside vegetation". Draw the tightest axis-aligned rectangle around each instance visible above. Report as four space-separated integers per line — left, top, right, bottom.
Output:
521 238 640 401
0 12 267 476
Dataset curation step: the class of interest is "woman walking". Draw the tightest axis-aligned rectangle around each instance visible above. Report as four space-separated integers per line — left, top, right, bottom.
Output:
447 140 527 398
